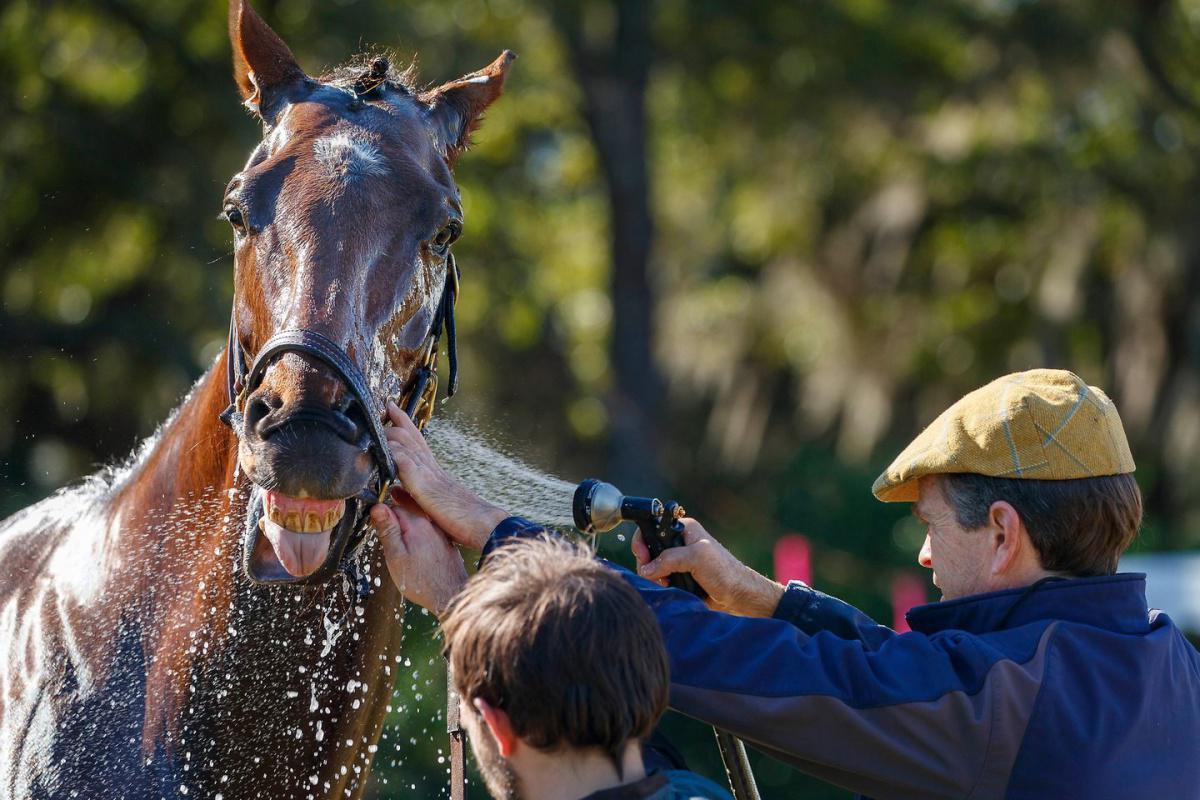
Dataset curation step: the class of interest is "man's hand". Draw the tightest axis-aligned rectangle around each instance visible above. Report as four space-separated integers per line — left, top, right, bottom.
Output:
371 492 468 616
383 400 508 551
633 519 785 618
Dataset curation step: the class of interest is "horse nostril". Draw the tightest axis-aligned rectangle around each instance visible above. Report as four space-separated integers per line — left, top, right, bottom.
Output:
333 393 354 415
248 393 276 438
335 395 367 442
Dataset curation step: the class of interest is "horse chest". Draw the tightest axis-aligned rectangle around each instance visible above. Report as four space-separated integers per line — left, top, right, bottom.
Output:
0 497 406 800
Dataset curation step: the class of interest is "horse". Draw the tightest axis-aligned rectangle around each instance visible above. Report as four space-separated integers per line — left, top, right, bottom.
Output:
0 2 512 796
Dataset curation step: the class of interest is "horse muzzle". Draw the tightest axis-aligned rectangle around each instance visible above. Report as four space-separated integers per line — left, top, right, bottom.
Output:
236 402 379 583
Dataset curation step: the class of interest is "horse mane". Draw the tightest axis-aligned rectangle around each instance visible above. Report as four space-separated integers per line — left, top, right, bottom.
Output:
318 51 420 97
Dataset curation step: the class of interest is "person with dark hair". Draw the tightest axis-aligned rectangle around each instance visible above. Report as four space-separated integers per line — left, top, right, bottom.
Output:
371 502 732 800
375 369 1200 799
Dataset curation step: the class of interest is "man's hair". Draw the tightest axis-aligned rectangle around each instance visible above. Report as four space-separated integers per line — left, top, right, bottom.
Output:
939 473 1142 576
440 536 669 773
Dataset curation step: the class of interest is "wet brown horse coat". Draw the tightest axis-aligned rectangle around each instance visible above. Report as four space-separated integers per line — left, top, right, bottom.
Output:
0 3 512 797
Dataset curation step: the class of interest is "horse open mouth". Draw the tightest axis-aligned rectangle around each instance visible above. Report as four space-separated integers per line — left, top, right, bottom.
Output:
256 490 347 577
243 487 368 584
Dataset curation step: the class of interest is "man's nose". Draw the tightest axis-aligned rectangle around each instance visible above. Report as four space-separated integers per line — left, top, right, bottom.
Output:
917 534 933 569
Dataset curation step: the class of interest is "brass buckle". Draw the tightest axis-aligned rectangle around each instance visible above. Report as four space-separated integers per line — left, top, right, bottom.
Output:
234 381 249 415
412 371 438 430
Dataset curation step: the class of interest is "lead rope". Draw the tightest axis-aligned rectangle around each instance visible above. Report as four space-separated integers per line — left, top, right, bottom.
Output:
447 660 466 800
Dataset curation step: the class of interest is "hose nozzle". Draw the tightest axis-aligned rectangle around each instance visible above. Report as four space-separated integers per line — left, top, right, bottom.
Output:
575 478 673 534
572 478 703 598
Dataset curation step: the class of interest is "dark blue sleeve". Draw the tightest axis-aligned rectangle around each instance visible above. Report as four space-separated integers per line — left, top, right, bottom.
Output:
614 566 1049 799
484 520 903 651
773 581 899 650
483 521 898 648
477 516 550 567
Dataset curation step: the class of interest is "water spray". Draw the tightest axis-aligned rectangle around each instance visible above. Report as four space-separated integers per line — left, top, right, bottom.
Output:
572 479 760 800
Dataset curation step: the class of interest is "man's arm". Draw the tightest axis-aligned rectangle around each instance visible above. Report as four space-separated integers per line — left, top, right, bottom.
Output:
382 399 507 551
635 519 904 649
626 568 1044 800
771 582 902 650
370 493 468 615
631 522 785 617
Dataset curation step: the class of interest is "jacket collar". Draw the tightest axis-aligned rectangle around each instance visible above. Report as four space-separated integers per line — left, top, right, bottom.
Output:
905 572 1150 636
580 773 669 800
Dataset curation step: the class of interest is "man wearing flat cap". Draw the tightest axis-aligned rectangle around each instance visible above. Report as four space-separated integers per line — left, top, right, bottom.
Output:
375 369 1200 799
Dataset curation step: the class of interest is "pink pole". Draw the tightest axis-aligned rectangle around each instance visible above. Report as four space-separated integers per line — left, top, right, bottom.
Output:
774 534 812 586
891 573 929 632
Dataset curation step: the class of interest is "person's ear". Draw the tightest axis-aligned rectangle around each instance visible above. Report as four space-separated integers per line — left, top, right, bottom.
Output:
421 51 516 165
228 0 307 121
987 500 1025 578
474 698 519 758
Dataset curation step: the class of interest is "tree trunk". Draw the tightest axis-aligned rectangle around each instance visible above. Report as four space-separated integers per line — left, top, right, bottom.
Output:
553 0 665 493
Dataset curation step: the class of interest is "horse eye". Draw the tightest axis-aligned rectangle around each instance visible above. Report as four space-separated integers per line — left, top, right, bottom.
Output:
432 221 461 252
224 203 248 235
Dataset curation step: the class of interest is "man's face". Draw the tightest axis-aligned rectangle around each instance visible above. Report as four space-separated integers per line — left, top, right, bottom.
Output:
461 697 520 800
912 477 994 600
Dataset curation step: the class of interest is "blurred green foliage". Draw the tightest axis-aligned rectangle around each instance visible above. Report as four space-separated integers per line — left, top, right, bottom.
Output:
4 0 1200 797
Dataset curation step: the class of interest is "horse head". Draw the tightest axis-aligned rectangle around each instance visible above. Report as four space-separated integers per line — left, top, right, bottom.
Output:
222 0 512 582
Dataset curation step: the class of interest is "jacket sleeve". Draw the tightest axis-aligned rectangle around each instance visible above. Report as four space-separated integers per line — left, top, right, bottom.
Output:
772 581 901 650
486 518 901 648
476 515 549 566
626 573 1049 800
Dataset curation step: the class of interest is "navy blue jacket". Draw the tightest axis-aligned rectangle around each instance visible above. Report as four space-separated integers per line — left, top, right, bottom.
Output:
581 770 732 800
485 519 1200 800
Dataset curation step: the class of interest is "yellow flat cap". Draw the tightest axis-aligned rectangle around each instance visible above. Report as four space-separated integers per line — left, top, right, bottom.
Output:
873 369 1135 502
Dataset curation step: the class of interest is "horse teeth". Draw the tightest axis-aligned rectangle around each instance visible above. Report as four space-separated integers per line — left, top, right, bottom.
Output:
305 512 322 533
326 510 339 529
285 512 302 531
269 506 285 526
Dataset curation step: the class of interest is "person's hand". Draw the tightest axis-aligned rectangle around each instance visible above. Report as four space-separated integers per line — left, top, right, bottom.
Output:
633 519 785 618
383 400 508 551
371 491 468 616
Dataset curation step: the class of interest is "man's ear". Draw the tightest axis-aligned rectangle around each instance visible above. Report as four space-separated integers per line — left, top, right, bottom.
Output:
988 500 1026 578
421 50 516 165
229 0 306 119
474 697 519 758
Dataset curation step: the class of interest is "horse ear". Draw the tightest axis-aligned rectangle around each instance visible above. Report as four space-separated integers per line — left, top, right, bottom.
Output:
229 0 305 117
422 50 517 164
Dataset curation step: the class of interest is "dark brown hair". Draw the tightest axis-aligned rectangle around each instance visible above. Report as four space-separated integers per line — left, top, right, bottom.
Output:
440 536 669 774
939 473 1143 576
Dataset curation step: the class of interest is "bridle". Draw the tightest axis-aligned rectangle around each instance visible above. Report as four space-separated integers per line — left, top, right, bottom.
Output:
218 251 460 585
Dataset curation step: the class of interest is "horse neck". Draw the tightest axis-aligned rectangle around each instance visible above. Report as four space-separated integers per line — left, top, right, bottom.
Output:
108 352 252 750
111 356 406 794
113 354 238 529
78 351 403 795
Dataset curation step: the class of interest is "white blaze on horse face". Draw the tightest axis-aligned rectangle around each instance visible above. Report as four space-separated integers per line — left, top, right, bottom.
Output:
313 132 386 182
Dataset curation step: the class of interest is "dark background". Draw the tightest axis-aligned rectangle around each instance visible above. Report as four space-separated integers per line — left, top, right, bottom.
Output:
4 0 1200 796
